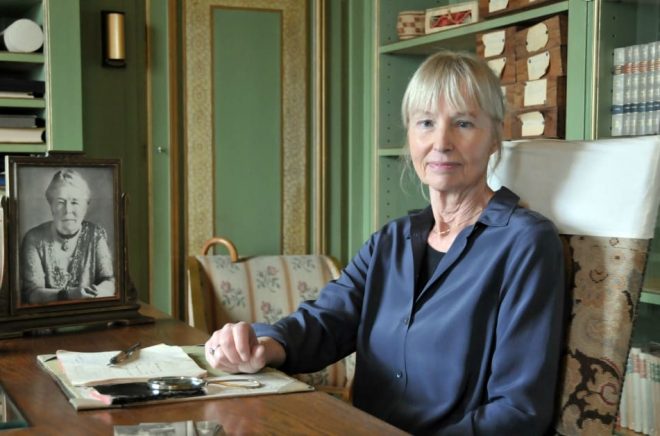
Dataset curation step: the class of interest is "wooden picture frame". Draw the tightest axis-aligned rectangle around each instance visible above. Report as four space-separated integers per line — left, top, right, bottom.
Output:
0 153 151 338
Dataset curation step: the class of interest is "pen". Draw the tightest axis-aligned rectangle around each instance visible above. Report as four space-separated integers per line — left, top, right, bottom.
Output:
108 341 141 366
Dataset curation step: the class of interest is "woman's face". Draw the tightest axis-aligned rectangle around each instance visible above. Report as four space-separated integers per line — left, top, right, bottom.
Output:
49 184 89 235
408 97 496 195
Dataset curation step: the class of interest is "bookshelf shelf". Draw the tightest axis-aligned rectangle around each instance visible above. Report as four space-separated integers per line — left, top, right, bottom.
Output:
0 98 46 108
0 0 83 152
379 1 569 56
0 51 44 63
0 144 45 152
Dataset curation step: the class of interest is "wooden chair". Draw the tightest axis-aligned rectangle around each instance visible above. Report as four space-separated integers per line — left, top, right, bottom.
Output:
490 135 660 435
186 237 354 401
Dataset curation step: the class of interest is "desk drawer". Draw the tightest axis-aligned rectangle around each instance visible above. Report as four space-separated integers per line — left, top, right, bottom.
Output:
516 45 567 82
515 14 568 58
513 76 566 110
487 55 516 85
476 26 518 59
513 107 565 139
479 0 563 19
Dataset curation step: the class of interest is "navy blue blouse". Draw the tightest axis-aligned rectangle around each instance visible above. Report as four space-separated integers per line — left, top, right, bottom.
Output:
254 187 566 434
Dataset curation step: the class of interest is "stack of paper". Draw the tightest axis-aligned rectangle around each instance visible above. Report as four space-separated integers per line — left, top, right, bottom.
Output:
55 343 208 386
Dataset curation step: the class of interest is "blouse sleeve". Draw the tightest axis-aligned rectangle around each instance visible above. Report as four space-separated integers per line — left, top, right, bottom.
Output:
253 233 377 374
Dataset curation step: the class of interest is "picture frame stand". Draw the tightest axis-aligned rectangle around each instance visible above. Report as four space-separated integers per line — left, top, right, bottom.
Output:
0 184 153 338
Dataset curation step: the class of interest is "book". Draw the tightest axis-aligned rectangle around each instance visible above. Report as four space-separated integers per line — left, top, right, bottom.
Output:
0 127 45 143
0 77 45 96
55 343 208 386
0 114 42 128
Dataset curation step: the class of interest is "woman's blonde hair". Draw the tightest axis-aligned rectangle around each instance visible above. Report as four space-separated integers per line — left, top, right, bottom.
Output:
399 51 506 196
45 169 91 204
401 50 505 146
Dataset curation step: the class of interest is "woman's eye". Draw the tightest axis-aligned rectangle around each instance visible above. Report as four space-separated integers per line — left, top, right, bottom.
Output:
417 119 433 128
456 120 474 128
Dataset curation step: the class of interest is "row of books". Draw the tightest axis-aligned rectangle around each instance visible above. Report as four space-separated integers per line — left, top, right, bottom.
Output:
0 115 44 143
0 78 46 143
618 346 660 435
0 77 45 99
611 41 660 137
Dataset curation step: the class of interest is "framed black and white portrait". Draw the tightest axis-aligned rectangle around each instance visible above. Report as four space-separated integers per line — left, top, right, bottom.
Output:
6 155 124 313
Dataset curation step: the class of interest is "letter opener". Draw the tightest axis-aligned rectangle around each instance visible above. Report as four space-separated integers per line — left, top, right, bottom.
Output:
107 341 141 366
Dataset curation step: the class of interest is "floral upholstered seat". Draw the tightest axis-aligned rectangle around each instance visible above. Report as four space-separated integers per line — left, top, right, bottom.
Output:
187 237 354 400
490 136 660 435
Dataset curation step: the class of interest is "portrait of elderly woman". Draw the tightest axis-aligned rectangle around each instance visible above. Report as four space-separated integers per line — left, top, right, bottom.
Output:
19 168 117 305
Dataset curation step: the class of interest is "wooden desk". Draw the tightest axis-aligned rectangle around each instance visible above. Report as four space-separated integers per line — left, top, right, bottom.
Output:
0 305 405 435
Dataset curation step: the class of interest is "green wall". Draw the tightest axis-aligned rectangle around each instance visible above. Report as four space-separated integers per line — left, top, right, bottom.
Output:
213 8 282 255
78 0 149 302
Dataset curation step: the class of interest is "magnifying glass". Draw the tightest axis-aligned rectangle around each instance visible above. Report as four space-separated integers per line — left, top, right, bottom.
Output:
147 376 263 392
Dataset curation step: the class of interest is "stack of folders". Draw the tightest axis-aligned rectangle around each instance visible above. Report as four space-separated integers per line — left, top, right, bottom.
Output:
0 113 45 143
0 78 46 143
612 41 660 137
617 345 660 435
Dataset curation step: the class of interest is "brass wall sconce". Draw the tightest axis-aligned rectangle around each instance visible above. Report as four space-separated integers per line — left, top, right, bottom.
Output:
102 11 126 67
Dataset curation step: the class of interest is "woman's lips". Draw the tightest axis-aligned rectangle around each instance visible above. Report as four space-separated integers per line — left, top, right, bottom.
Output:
427 161 460 171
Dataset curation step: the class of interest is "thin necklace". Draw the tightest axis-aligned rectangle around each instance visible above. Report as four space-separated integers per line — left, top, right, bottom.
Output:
434 208 483 237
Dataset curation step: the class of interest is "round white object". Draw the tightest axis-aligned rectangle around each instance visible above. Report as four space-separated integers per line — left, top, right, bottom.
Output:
2 18 44 53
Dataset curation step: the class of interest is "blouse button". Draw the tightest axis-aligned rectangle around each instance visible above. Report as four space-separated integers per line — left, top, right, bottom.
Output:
403 317 409 325
395 371 403 379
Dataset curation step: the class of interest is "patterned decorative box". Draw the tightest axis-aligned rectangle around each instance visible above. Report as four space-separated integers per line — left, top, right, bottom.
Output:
424 2 479 34
515 45 567 82
514 14 568 58
396 10 425 40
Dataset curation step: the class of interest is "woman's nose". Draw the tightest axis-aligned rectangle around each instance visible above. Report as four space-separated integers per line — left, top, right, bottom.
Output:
431 124 453 151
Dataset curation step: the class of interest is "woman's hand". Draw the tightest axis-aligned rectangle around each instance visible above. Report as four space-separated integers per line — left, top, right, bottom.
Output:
57 286 98 300
205 322 285 373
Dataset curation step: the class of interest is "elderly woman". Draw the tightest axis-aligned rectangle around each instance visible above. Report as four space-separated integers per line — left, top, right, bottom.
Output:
21 169 115 304
205 51 566 434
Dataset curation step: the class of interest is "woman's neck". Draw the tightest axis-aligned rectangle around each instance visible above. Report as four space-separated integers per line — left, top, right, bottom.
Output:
430 185 493 222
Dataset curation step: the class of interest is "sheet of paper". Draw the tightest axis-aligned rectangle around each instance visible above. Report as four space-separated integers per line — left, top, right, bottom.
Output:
518 111 545 136
524 79 548 106
526 22 549 53
56 343 207 386
488 0 508 13
527 51 550 80
487 57 506 79
483 30 505 58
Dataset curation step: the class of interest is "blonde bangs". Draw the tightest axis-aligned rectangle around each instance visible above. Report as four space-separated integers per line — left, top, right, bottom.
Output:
402 52 504 129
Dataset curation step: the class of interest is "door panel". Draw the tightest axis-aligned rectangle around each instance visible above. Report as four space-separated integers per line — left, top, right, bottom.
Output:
213 8 282 254
184 0 308 258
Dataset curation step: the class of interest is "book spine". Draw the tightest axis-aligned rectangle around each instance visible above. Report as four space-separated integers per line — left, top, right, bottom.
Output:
654 41 660 135
612 47 625 136
623 45 634 136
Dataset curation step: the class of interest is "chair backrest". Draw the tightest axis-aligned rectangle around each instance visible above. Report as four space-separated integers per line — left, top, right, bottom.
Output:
186 237 354 399
489 135 660 435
